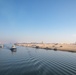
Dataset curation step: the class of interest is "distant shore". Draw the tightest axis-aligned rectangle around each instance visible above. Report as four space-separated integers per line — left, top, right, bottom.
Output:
15 43 76 52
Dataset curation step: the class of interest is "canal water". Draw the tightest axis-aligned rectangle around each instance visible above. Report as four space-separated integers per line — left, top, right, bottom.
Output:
0 45 76 75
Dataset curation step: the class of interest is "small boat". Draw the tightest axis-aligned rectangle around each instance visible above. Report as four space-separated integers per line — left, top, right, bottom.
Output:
0 44 3 48
10 45 17 52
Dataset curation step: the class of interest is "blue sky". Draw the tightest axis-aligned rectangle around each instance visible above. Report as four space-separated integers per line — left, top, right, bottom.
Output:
0 0 76 43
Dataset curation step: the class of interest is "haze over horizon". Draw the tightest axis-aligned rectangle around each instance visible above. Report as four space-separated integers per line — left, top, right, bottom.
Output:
0 0 76 43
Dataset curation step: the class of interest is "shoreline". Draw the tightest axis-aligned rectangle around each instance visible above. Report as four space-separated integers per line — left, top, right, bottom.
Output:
15 43 76 52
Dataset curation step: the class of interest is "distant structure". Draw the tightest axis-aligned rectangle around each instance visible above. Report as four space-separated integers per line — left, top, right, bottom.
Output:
41 41 43 44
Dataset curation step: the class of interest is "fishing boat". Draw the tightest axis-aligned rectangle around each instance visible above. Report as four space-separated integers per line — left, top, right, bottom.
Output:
10 45 17 52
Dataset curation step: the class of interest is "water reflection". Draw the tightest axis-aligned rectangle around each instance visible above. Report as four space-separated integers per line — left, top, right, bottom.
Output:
11 51 17 55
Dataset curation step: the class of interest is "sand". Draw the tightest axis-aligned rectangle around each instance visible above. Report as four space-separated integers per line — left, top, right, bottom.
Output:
15 43 76 52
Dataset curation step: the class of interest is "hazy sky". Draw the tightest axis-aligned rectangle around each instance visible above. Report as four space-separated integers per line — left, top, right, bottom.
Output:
0 0 76 43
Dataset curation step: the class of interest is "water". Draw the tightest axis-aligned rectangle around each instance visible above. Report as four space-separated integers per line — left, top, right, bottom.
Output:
0 45 76 75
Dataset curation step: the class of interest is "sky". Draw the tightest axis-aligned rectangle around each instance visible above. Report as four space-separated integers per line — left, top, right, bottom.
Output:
0 0 76 43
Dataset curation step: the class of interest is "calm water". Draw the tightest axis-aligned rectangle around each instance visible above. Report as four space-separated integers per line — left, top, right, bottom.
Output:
0 45 76 75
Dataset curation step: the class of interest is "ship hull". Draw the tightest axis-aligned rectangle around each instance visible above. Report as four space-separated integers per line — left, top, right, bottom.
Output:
10 48 17 52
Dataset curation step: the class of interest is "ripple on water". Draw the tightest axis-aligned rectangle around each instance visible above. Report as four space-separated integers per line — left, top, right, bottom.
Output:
0 46 76 75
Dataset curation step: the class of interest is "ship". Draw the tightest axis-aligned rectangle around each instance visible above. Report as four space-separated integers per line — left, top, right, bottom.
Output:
0 44 3 48
10 45 17 52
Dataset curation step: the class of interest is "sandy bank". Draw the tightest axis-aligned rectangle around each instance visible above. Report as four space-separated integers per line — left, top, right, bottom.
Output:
15 43 76 52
